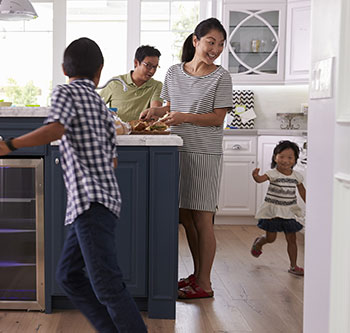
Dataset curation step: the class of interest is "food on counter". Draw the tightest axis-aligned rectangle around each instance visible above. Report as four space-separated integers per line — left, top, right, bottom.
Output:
114 119 131 135
145 120 167 131
129 119 169 133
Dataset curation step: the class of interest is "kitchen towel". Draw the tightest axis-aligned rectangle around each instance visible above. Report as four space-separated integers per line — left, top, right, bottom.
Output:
228 90 255 129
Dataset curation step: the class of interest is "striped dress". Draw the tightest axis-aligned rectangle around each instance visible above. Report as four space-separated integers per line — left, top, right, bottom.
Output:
161 63 232 212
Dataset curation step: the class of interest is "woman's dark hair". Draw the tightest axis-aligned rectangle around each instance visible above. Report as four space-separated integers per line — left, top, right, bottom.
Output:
181 17 227 62
63 37 104 81
271 140 300 168
134 45 161 63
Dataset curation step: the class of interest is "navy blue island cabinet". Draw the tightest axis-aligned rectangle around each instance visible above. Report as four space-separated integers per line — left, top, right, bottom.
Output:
46 144 180 319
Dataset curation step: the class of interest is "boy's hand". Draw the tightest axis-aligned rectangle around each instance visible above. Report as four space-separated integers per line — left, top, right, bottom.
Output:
0 141 11 156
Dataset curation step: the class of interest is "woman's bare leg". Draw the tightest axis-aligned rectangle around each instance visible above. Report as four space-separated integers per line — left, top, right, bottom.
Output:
191 210 216 292
179 208 199 276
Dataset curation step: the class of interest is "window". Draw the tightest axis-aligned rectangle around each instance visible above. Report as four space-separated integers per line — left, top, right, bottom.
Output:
0 3 53 106
140 0 199 81
0 0 211 107
66 0 127 86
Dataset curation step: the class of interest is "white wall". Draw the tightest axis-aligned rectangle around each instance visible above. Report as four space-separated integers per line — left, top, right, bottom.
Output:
234 85 309 129
303 0 340 332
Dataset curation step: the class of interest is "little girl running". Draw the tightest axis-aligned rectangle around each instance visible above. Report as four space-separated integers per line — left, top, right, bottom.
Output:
251 140 306 276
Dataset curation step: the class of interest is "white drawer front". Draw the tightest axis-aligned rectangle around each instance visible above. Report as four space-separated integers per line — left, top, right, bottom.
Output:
223 136 257 155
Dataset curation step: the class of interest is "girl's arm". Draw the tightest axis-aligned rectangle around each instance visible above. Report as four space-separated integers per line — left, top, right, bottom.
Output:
165 107 229 127
252 168 269 183
297 183 306 202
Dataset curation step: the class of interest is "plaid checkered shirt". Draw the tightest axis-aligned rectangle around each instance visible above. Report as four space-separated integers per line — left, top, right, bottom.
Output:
45 79 121 225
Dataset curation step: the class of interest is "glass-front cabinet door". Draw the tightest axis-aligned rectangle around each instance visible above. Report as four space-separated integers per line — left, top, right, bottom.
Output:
223 2 286 83
0 159 44 310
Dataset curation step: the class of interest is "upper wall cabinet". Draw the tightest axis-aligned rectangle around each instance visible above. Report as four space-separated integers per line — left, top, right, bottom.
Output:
285 0 311 83
222 0 310 85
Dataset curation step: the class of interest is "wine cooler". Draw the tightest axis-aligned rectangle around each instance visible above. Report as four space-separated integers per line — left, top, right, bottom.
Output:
0 158 45 310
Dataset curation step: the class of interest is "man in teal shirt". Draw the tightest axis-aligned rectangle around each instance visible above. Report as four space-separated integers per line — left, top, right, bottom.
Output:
100 45 163 122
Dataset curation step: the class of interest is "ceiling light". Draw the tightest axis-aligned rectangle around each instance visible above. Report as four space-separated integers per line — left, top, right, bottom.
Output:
0 0 38 21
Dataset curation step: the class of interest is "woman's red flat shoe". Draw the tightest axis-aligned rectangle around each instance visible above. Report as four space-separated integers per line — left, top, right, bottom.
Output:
178 281 214 299
178 274 196 289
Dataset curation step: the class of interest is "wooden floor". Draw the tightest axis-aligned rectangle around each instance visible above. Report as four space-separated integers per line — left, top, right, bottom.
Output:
0 225 304 333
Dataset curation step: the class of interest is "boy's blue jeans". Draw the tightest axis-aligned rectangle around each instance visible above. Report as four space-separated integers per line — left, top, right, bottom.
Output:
56 202 147 333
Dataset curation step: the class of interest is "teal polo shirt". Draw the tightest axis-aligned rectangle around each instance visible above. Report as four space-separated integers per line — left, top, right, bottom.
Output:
99 71 163 122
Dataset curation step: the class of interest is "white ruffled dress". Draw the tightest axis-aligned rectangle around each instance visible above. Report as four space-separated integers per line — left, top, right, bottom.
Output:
255 169 304 220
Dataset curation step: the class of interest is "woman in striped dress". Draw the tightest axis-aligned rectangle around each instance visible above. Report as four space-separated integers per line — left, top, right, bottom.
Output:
140 18 232 298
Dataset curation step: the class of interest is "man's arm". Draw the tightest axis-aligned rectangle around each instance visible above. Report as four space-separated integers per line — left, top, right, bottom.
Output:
0 122 65 156
150 100 162 108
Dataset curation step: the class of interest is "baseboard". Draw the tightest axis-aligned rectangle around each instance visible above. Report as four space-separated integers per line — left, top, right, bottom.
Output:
214 215 256 225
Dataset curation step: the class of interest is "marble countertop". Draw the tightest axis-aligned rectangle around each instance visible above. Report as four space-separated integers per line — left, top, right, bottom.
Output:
52 134 183 147
0 107 50 117
1 107 307 138
224 129 307 136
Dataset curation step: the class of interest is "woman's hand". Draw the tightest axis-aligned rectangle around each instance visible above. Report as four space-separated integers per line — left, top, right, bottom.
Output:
163 111 187 126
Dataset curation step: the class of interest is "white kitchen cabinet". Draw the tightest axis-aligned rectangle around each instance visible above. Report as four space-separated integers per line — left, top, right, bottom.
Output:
256 135 307 222
285 0 311 83
222 0 310 85
217 136 257 216
222 0 287 84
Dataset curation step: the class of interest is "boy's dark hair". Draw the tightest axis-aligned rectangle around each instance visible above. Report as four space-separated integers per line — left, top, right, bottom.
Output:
271 140 300 168
134 45 161 63
63 37 104 81
181 17 227 62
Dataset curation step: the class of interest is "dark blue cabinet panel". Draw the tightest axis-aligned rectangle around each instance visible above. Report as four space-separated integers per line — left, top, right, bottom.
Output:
0 118 47 155
114 148 148 296
47 147 149 300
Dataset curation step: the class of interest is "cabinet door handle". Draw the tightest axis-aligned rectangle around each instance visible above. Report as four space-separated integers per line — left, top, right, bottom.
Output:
55 158 60 165
232 144 242 150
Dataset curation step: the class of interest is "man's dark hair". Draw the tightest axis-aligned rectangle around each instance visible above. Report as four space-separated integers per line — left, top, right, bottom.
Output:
134 45 161 63
63 37 104 80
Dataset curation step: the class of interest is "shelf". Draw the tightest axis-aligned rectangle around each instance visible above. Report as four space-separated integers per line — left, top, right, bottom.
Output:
231 52 278 55
230 25 278 29
0 198 35 203
0 261 35 267
0 229 35 233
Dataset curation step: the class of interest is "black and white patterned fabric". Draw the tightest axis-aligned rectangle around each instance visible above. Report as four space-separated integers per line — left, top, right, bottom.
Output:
161 63 233 154
229 90 255 129
45 79 121 225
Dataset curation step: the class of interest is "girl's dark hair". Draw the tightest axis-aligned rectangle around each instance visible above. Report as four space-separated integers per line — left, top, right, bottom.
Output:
271 140 300 168
181 17 227 62
134 45 161 63
63 37 104 81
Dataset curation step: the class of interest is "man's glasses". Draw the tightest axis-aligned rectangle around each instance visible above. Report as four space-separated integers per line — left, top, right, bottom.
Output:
142 62 160 71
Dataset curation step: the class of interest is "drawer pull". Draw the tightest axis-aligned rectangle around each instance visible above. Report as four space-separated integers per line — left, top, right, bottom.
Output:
55 158 60 165
232 144 242 150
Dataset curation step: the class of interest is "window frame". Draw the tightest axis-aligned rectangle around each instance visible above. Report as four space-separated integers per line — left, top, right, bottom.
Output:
49 0 218 87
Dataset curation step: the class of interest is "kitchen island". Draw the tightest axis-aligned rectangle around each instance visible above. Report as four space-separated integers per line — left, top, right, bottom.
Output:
0 108 182 319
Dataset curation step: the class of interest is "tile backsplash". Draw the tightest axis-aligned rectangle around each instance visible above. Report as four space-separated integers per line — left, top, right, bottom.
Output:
233 84 309 130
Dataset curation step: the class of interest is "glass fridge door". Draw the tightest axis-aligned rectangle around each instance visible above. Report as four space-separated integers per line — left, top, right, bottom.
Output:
0 159 44 310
